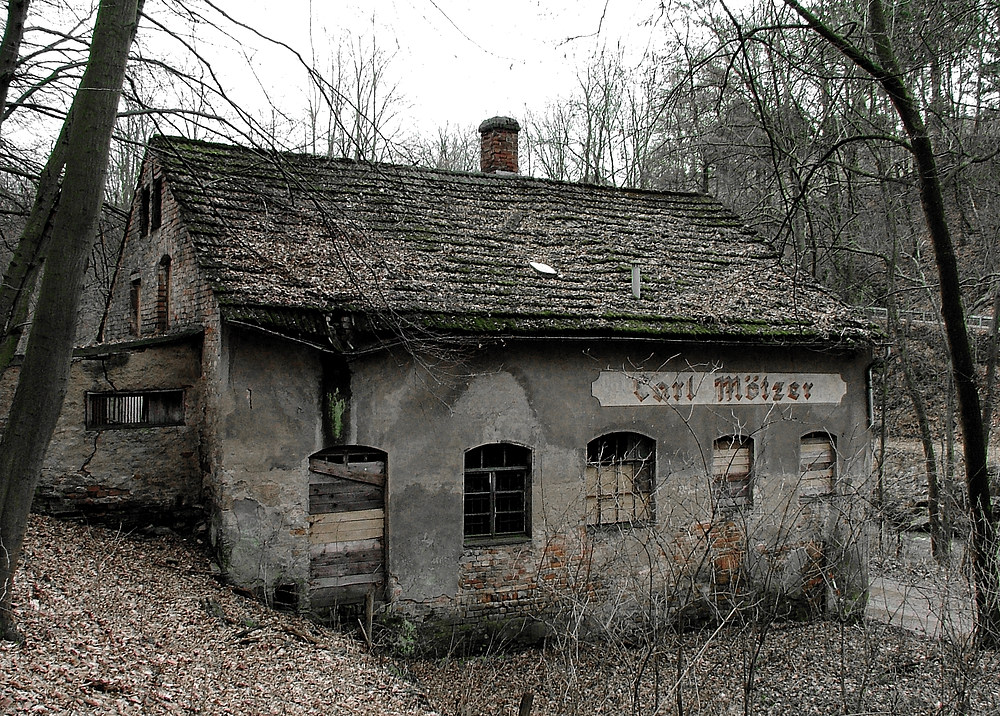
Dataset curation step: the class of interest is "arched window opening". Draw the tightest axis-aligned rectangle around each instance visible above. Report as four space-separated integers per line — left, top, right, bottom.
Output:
713 435 753 511
129 276 141 336
800 432 836 497
586 432 655 526
464 443 531 540
156 255 171 332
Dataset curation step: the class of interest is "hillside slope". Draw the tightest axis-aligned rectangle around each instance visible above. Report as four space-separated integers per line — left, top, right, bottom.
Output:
0 516 434 715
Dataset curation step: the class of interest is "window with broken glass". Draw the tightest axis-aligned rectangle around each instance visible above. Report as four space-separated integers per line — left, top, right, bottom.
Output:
464 443 530 541
585 432 655 526
86 390 185 429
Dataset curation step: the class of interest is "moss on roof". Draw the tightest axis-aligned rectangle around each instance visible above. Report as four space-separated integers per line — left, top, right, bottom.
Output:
150 135 871 348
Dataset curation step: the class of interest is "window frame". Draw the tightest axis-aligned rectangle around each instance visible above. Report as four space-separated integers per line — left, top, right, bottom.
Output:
585 432 656 527
713 435 754 512
799 432 837 498
85 389 185 430
463 443 531 543
129 276 141 336
139 185 150 237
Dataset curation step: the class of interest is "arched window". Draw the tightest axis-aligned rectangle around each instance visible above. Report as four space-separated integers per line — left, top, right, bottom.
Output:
800 432 836 497
464 443 531 540
713 435 753 511
156 255 171 332
129 276 141 336
586 432 655 526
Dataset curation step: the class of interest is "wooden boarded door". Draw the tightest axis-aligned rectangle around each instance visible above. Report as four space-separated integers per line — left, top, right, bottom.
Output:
307 446 386 610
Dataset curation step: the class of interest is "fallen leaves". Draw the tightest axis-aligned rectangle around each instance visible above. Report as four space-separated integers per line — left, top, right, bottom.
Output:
1 516 436 715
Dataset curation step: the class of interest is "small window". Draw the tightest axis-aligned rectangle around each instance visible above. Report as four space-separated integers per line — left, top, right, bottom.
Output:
86 390 185 429
713 435 753 511
139 186 150 236
156 255 171 332
129 277 141 336
464 443 530 541
800 432 836 497
586 432 655 526
150 177 162 231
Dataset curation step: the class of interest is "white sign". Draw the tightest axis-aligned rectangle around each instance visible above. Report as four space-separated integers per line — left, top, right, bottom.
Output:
591 370 847 407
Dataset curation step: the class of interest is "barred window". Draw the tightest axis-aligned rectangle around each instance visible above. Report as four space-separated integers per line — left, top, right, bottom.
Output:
586 432 655 526
713 435 753 511
464 443 530 541
86 390 185 429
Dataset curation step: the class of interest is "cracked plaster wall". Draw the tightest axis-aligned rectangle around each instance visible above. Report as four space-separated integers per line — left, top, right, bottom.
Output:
2 338 206 521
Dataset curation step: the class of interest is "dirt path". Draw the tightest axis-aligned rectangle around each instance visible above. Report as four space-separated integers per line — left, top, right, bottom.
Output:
866 533 974 639
867 574 974 639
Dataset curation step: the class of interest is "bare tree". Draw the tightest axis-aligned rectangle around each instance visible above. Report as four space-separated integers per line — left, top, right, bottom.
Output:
0 0 142 642
770 0 998 644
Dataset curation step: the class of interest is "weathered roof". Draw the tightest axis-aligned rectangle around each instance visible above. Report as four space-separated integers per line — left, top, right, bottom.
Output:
148 135 871 348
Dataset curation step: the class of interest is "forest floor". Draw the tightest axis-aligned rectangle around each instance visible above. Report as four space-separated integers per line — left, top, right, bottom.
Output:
2 514 999 715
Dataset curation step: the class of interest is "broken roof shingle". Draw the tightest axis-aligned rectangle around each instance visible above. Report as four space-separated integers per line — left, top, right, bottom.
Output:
149 135 871 347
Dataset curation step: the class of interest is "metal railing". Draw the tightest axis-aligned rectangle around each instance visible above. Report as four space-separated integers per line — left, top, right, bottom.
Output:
863 306 994 332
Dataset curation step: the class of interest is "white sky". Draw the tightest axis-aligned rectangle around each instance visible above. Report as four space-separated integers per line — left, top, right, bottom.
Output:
182 0 677 138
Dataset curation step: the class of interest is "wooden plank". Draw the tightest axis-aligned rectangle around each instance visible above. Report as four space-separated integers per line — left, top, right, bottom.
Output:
311 574 382 590
311 544 383 569
308 479 383 515
713 447 751 475
309 537 381 558
310 583 380 608
309 459 385 486
309 520 383 543
311 556 384 580
310 508 383 526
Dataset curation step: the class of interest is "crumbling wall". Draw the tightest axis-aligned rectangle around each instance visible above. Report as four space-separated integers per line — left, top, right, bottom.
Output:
4 336 206 523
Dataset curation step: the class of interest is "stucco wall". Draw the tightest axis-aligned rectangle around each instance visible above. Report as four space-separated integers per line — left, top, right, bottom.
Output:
350 339 872 623
208 326 323 604
4 337 206 520
209 332 872 623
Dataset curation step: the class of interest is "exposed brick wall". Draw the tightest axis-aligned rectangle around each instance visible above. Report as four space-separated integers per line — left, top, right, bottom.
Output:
102 158 218 343
457 532 597 621
397 508 842 628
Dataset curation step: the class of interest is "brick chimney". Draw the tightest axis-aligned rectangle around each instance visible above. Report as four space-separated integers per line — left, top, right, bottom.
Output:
479 116 520 174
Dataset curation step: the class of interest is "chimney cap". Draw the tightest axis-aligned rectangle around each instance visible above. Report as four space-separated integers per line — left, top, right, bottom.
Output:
479 116 520 134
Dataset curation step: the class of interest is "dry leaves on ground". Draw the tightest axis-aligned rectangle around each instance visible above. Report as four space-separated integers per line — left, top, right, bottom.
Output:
1 515 435 715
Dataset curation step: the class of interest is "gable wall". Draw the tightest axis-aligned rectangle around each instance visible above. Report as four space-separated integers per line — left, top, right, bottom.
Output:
16 154 227 525
101 157 216 343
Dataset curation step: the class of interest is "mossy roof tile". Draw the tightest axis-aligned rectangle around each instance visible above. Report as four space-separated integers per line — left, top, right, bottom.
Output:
150 135 871 346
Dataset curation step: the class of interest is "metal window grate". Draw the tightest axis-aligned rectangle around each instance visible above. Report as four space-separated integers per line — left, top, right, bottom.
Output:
86 390 184 429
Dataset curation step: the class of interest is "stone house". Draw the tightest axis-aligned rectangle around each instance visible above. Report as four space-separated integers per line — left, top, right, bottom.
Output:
23 117 874 625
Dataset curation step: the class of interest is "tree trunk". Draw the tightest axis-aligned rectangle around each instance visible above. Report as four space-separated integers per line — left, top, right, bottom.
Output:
894 321 947 561
784 0 999 643
0 0 141 642
982 286 1000 447
0 0 30 127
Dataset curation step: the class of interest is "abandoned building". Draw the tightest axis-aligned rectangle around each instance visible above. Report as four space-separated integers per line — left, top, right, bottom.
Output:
16 117 875 626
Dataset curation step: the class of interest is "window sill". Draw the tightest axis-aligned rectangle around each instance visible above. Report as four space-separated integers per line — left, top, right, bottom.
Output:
463 535 532 549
